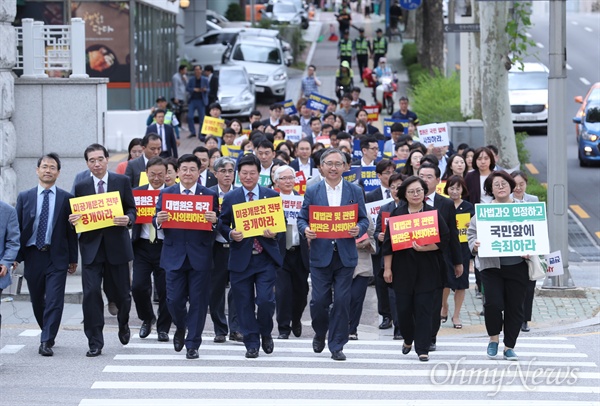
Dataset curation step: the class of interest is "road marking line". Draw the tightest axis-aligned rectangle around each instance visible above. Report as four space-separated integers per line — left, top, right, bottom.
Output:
19 329 41 337
79 400 600 406
536 42 545 48
570 205 590 219
91 381 600 393
571 21 578 25
585 27 593 32
525 163 539 174
566 63 572 70
0 345 25 354
525 32 532 38
580 77 591 86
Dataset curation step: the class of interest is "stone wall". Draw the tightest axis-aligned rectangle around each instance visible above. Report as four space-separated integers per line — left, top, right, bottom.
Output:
0 0 17 205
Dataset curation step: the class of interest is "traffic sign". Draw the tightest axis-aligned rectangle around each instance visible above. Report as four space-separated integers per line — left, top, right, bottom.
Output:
399 0 422 10
444 23 480 33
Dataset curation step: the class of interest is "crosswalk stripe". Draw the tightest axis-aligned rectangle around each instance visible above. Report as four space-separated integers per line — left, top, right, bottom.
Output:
90 381 600 393
79 400 600 406
0 345 25 354
102 365 600 380
18 329 41 337
112 354 597 367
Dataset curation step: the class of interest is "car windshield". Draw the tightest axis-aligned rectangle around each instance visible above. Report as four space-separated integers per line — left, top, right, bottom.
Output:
232 44 281 64
588 88 600 103
508 72 548 90
586 106 600 124
274 3 297 13
219 70 247 85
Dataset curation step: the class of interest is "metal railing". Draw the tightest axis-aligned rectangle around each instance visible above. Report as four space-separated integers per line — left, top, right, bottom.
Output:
13 18 88 79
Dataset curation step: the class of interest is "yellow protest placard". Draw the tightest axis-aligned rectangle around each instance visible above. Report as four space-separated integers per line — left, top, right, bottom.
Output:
436 181 448 198
138 171 149 187
274 139 285 149
70 191 124 233
201 116 225 137
232 196 286 238
456 212 471 243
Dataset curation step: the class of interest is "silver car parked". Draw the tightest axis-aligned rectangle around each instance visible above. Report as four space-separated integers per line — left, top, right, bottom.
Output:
217 65 256 118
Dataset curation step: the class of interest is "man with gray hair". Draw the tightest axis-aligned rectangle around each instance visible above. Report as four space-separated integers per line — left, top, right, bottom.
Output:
297 149 369 361
209 156 242 343
272 165 309 339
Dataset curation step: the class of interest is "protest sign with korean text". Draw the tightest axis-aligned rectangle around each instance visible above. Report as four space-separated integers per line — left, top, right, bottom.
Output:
222 144 242 160
201 116 225 137
281 194 304 225
279 125 303 143
70 191 124 233
383 118 408 137
293 171 307 195
133 189 160 224
306 92 334 114
456 212 470 243
364 105 380 122
309 204 358 239
361 166 381 192
282 99 298 115
233 196 286 238
388 211 440 251
544 250 564 277
160 194 213 230
343 166 361 184
315 135 331 148
436 181 448 198
365 198 393 226
417 123 449 147
475 202 550 257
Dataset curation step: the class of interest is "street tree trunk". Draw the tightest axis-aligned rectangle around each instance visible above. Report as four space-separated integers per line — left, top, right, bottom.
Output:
415 0 444 74
464 0 481 119
479 1 520 171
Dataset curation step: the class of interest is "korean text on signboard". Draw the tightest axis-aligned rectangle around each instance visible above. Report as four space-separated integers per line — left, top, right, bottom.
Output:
233 196 286 238
161 194 213 230
281 194 304 225
133 189 160 224
306 92 334 114
309 204 358 239
388 211 440 251
417 123 449 147
361 166 381 192
201 116 225 137
70 191 124 233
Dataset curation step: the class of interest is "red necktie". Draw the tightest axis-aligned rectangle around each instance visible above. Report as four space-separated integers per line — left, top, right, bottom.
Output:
247 192 263 254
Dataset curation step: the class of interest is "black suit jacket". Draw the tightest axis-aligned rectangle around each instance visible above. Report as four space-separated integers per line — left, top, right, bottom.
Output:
208 73 219 104
15 187 78 269
124 155 146 188
432 193 462 268
146 123 178 158
199 170 218 188
366 187 384 203
74 173 137 265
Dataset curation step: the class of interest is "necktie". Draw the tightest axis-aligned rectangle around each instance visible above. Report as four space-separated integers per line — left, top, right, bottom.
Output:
36 190 50 250
183 189 191 195
198 175 203 186
385 189 391 199
149 222 157 243
247 192 263 254
98 180 105 194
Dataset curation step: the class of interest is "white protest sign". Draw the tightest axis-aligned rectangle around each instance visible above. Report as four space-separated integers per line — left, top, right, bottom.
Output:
365 198 394 226
544 250 564 276
417 123 450 147
475 202 550 257
280 194 304 225
280 125 303 143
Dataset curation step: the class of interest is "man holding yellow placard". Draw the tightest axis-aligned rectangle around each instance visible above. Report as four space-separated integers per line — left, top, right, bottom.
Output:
218 154 283 359
69 144 137 358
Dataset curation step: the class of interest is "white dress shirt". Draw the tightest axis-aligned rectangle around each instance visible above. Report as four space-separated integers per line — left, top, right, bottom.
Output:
325 179 343 207
179 183 198 195
141 184 165 240
425 192 435 207
92 173 109 194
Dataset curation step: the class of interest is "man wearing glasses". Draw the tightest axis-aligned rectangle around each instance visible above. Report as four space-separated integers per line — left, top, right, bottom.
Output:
297 149 369 361
352 136 380 167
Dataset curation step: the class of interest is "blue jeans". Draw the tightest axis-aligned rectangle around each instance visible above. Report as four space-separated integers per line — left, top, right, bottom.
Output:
187 99 205 136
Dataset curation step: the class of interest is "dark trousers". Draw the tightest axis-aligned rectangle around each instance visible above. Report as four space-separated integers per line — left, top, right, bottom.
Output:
230 253 277 351
523 279 536 322
480 261 529 348
81 243 131 350
132 239 171 334
209 242 240 336
276 247 309 335
349 275 370 334
165 256 211 350
396 290 434 356
356 55 369 77
310 250 353 352
430 287 443 344
187 98 205 137
372 254 391 318
23 247 67 344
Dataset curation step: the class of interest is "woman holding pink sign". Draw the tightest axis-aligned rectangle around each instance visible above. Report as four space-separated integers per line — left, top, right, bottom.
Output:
382 176 450 362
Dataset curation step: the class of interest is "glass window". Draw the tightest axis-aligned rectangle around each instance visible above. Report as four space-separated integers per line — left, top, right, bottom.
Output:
232 44 281 65
508 72 548 91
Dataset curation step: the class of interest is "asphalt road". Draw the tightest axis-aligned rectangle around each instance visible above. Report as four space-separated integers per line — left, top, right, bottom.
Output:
524 9 600 247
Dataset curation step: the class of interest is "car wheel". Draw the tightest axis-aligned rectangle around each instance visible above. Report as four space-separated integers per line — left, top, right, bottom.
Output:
578 151 588 167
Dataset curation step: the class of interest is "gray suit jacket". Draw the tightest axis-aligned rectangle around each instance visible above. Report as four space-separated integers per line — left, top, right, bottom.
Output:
125 155 146 188
0 201 20 289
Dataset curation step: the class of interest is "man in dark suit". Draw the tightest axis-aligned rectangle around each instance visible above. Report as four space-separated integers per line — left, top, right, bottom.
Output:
218 154 283 359
290 139 316 178
204 65 219 107
208 156 243 343
15 153 78 356
131 157 172 343
69 144 137 357
186 65 209 140
125 133 163 188
192 146 217 187
351 136 379 167
272 165 310 339
154 154 219 360
0 201 20 335
297 148 370 361
417 163 463 351
146 109 178 159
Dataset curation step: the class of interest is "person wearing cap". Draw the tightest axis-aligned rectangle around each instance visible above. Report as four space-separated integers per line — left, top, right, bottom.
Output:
335 61 354 101
338 30 353 69
147 96 181 143
372 28 388 67
353 28 371 77
261 103 283 128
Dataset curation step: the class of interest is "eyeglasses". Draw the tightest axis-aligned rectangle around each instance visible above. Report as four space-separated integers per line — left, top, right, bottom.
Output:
217 169 235 174
323 161 345 168
88 157 106 164
278 176 295 181
381 171 394 176
492 181 509 189
179 167 198 174
367 147 379 151
405 188 424 196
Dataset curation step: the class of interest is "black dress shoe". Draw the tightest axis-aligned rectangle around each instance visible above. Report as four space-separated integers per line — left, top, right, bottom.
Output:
173 328 186 352
429 343 437 352
157 332 170 342
262 335 274 354
277 333 289 339
331 350 346 361
245 348 259 358
118 325 131 345
86 348 102 357
292 321 302 337
47 339 55 348
229 331 244 342
214 335 227 343
139 318 156 339
521 321 530 332
186 348 199 359
379 317 392 330
39 342 53 357
402 343 412 355
312 335 325 353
